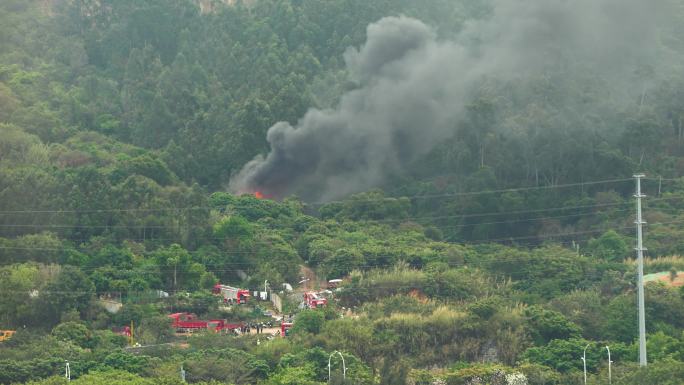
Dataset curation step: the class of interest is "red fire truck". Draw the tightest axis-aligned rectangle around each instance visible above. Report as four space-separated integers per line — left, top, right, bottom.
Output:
212 284 250 304
280 322 293 337
304 292 327 308
168 312 242 333
112 326 131 338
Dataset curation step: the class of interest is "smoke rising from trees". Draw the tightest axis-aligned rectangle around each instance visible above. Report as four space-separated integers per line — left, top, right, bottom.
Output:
230 0 671 202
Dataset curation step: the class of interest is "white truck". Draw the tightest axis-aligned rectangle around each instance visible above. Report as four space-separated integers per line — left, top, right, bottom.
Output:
212 284 250 304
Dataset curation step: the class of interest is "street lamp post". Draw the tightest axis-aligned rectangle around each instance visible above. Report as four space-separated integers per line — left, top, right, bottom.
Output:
328 351 346 383
605 346 613 384
581 344 590 385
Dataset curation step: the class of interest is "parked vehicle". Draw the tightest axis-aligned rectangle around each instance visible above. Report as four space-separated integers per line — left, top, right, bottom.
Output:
280 322 293 337
168 312 242 333
327 279 343 289
304 291 327 308
112 326 132 338
0 330 15 342
212 284 250 304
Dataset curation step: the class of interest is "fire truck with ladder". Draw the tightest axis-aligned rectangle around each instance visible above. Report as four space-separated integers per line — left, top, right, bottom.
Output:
212 284 250 304
304 291 327 308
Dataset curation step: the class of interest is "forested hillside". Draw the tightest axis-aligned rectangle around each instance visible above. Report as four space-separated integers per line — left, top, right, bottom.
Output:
1 0 684 384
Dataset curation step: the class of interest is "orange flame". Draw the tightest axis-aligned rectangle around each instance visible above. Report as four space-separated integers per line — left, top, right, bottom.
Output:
254 191 264 199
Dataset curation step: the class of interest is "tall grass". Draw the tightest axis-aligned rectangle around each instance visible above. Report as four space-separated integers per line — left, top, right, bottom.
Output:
625 256 684 273
352 262 426 294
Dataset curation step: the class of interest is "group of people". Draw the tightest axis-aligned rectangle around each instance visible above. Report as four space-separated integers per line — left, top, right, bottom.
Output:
239 322 268 334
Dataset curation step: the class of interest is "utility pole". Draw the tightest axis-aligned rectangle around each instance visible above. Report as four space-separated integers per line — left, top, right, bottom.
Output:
634 174 647 367
658 175 662 197
605 346 613 384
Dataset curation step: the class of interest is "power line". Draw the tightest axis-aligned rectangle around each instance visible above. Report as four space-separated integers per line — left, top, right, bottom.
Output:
0 218 677 257
308 177 633 206
0 229 607 253
0 232 657 271
0 236 607 278
646 176 684 182
0 246 652 296
0 178 674 251
2 194 670 230
0 198 674 248
0 206 211 215
2 192 678 229
0 177 634 214
0 205 638 231
3 233 667 296
0 203 639 250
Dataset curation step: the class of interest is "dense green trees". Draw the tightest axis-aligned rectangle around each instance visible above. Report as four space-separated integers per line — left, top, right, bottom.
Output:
1 0 684 384
0 0 682 247
0 263 42 327
291 309 325 335
523 306 582 345
42 266 95 322
51 322 92 349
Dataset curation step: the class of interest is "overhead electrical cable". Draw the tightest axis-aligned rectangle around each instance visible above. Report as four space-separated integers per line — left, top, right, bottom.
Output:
0 218 677 255
0 177 635 214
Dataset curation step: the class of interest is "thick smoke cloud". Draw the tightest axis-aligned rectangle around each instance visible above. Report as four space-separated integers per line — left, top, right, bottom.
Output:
230 0 670 202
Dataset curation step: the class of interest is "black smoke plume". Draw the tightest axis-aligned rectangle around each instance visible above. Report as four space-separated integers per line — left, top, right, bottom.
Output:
230 0 670 202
